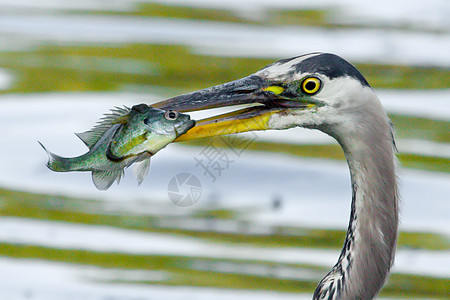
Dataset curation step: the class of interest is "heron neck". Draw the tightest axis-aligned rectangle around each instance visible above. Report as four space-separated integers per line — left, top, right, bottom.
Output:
314 117 398 299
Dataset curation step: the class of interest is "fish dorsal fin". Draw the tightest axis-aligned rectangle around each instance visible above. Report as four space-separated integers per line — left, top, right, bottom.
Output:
76 106 130 149
91 169 124 190
133 154 151 185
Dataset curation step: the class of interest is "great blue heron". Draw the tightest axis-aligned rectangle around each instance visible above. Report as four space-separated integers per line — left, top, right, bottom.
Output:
154 52 398 299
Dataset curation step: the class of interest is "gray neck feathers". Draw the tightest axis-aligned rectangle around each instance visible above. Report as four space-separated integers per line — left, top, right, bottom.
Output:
314 100 399 299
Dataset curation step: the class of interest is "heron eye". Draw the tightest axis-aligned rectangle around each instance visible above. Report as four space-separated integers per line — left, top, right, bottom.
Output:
164 110 179 120
301 77 322 95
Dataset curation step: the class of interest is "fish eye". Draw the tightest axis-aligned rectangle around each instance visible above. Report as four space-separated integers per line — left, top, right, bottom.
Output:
164 110 178 120
301 76 322 95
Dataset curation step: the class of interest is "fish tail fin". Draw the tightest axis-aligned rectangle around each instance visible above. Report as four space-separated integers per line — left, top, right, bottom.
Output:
133 155 151 185
38 141 72 172
91 169 124 191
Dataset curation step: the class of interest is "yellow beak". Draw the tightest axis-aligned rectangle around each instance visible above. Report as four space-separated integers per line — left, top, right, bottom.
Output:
174 107 279 142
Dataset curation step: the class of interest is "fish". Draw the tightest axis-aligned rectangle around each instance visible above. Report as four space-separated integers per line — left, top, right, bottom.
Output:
107 104 193 161
106 104 195 183
40 104 195 190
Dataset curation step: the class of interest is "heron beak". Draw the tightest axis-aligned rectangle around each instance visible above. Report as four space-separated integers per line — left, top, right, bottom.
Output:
153 75 307 141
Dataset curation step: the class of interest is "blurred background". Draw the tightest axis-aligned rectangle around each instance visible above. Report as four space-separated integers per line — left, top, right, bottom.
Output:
0 0 449 299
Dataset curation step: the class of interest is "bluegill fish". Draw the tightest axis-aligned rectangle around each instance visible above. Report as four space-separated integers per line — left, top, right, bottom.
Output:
107 104 192 160
40 104 195 190
106 104 195 183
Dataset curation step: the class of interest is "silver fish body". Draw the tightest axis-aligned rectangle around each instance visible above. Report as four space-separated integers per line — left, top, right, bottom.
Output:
107 104 194 160
40 124 140 190
40 104 195 190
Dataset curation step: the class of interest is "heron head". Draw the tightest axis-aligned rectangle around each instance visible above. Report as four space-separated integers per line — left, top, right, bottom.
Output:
154 53 379 141
153 53 397 300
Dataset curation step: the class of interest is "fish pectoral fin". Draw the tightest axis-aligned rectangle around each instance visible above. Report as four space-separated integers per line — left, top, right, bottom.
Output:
133 155 151 185
91 169 124 191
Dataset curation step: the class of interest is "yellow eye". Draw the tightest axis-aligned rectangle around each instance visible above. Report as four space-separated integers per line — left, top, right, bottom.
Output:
301 77 321 95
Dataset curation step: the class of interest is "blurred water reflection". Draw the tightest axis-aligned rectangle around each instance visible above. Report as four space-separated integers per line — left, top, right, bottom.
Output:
0 1 448 299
